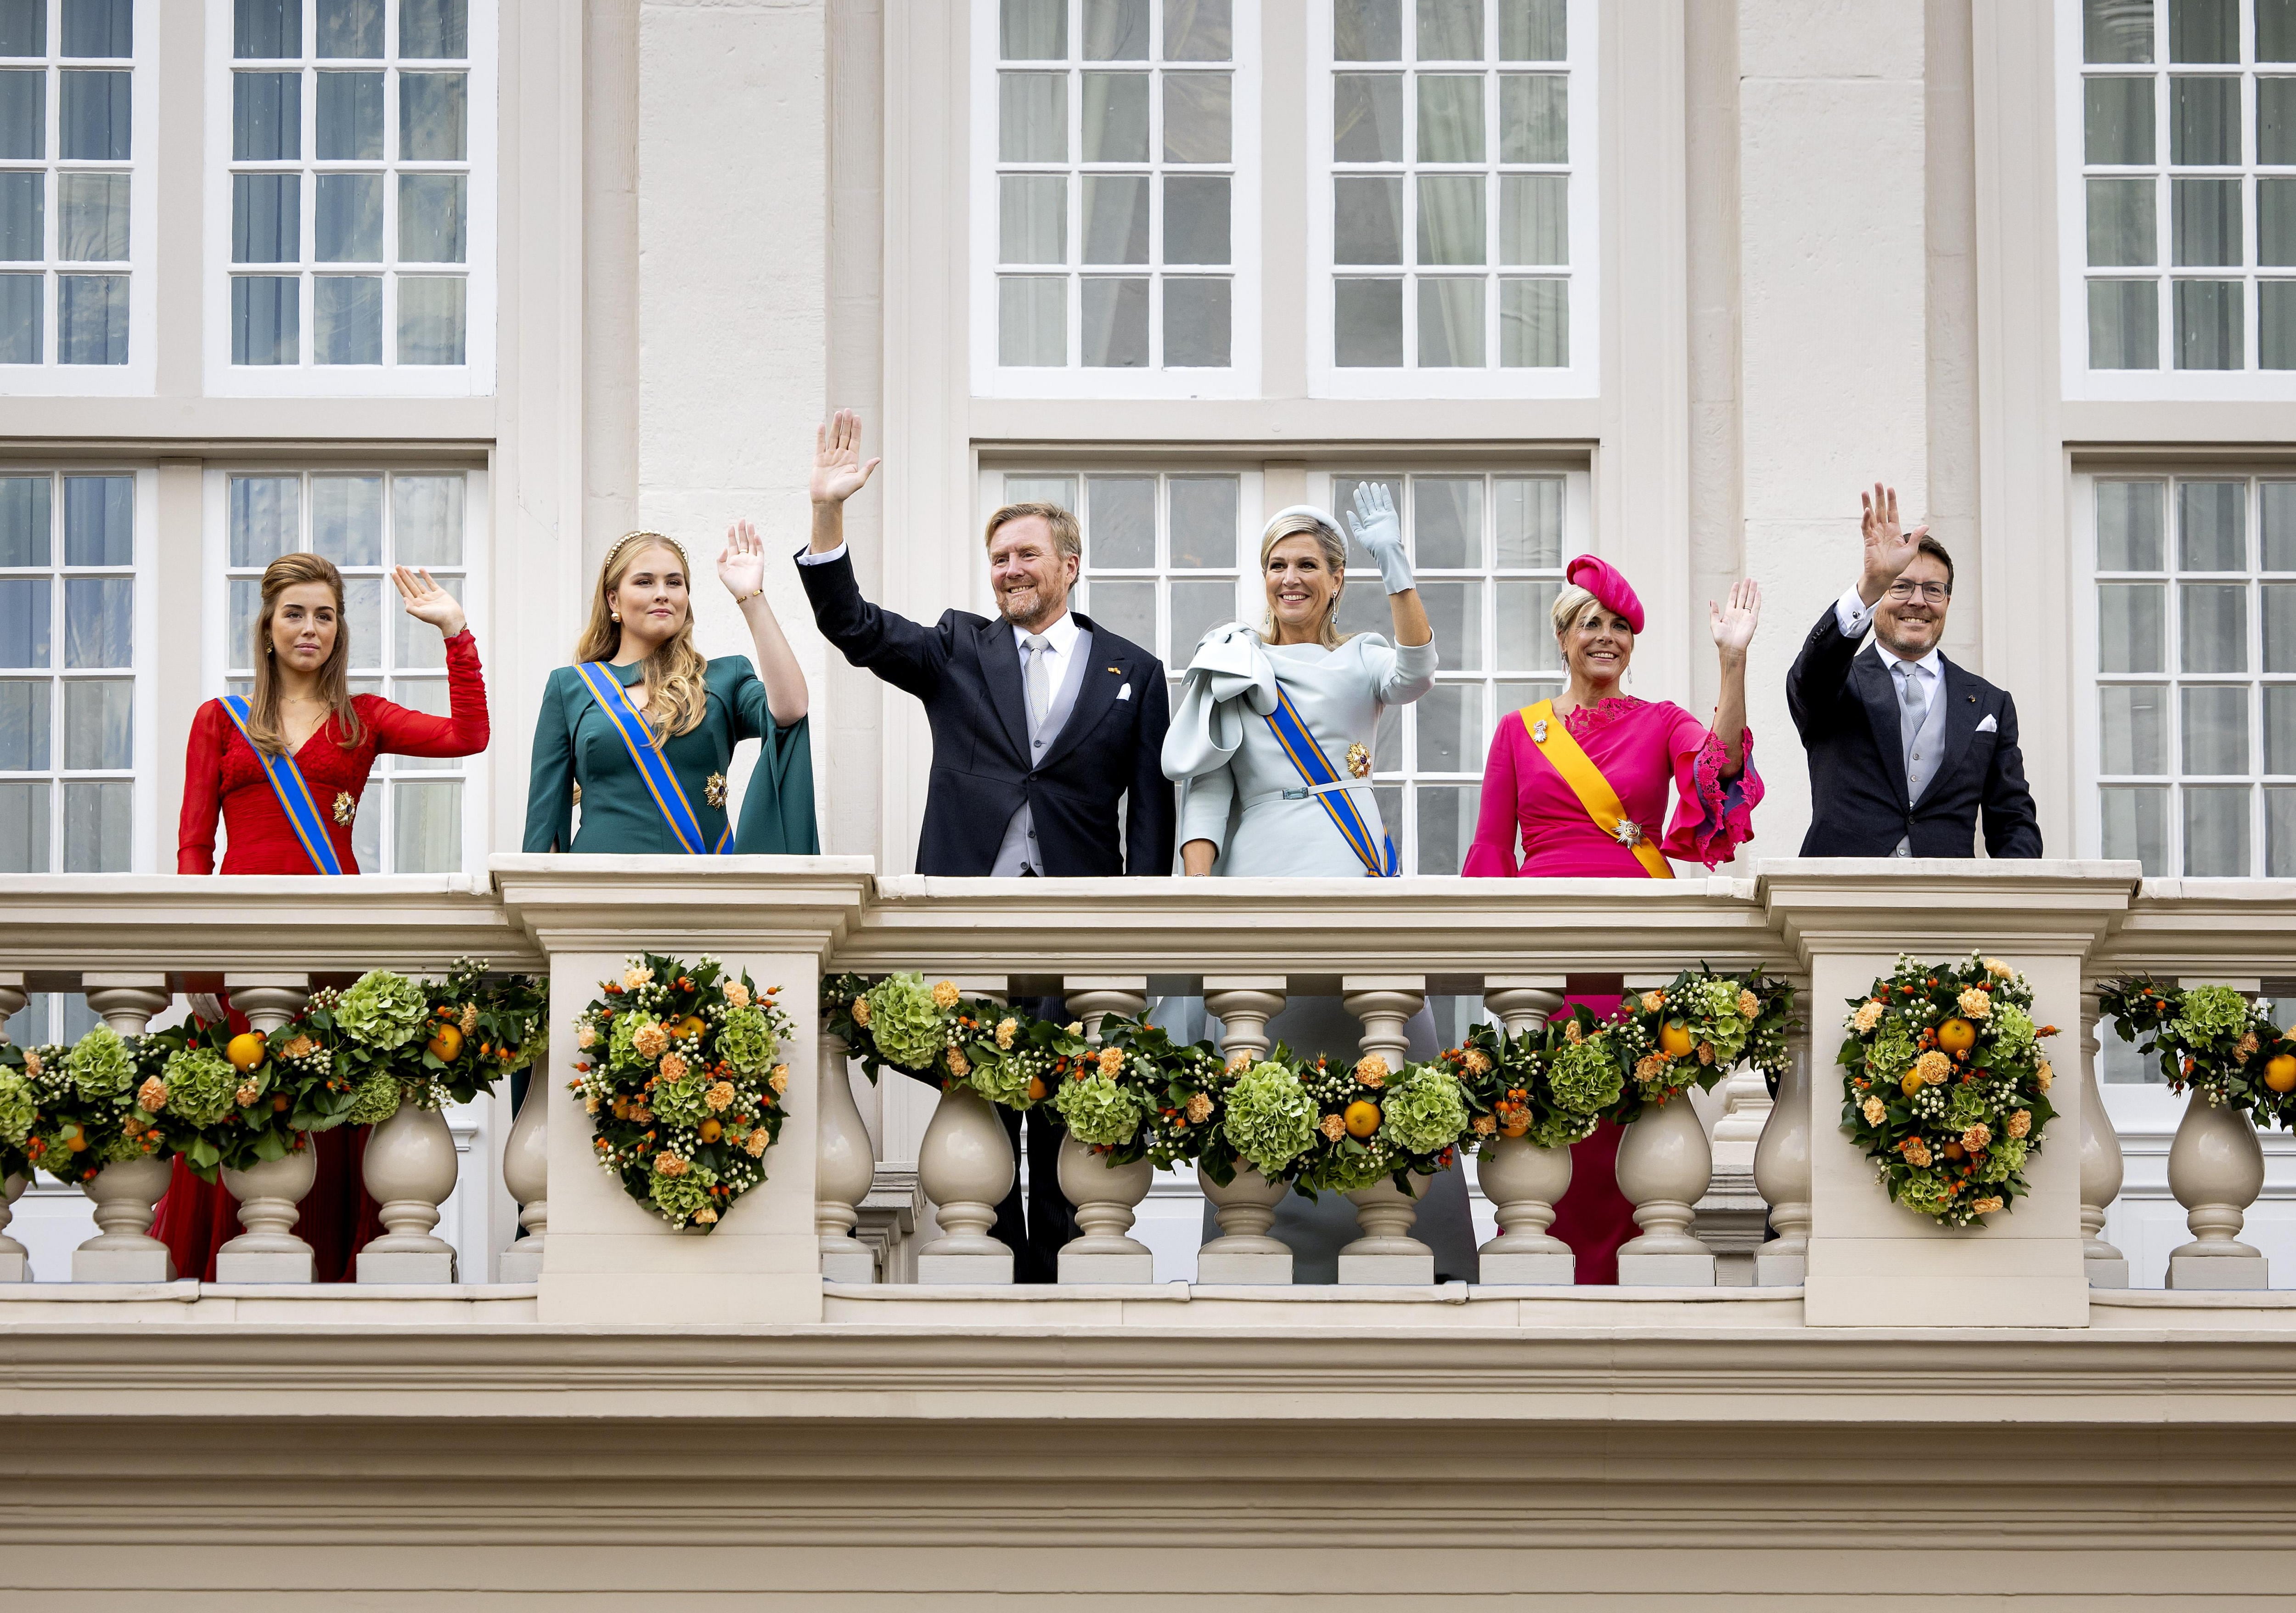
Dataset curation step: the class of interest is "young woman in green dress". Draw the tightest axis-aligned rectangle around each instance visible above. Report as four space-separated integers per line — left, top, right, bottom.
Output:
523 523 818 855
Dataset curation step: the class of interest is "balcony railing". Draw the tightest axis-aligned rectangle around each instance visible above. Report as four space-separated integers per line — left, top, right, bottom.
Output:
1 857 2293 1332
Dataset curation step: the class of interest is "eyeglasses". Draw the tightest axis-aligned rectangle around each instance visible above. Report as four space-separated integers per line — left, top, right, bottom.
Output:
1884 581 1951 603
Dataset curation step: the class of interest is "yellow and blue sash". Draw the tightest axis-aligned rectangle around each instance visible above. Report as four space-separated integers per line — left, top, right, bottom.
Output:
219 695 345 875
1261 683 1396 878
575 662 730 856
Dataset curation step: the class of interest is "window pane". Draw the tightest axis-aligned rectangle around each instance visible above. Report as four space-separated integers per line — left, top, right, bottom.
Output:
61 778 128 871
352 783 380 869
2261 77 2296 161
999 72 1066 162
2100 683 2168 773
400 0 467 58
2172 177 2240 266
2087 177 2155 267
1335 176 1403 263
2263 281 2296 368
234 71 298 160
0 69 41 160
400 174 467 262
0 270 36 362
2173 278 2241 368
2172 76 2239 164
1418 0 1483 60
1499 0 1564 60
2083 0 2152 62
1414 477 1481 568
316 69 384 160
1165 175 1229 263
1334 576 1391 640
396 276 466 364
0 677 46 769
1335 276 1403 366
232 275 298 364
2266 582 2296 671
228 476 298 565
1495 476 1562 566
2098 480 2166 569
235 0 299 58
57 69 126 160
1417 75 1483 163
1336 0 1402 60
394 575 458 669
1079 71 1148 162
2182 683 2249 773
1418 175 1484 264
228 576 261 666
999 276 1065 365
1163 276 1230 366
1499 276 1567 366
2179 480 2246 568
62 475 129 565
1081 175 1148 263
1416 681 1475 770
2100 784 2168 872
2264 179 2296 268
1164 72 1231 163
1084 577 1154 647
311 475 383 564
1499 173 1565 265
0 169 36 260
0 475 45 564
318 0 385 58
1087 476 1155 567
1080 276 1148 365
400 71 467 161
2167 0 2235 62
1415 782 1479 874
62 678 128 770
1003 473 1077 510
233 172 299 263
2184 784 2251 874
393 476 463 568
341 574 383 669
63 576 129 667
2089 277 2159 368
2099 581 2166 671
0 0 40 56
1496 578 1559 670
2267 483 2296 568
0 779 47 871
2085 75 2154 164
1170 575 1237 656
1335 73 1403 162
0 577 48 666
1418 579 1482 667
1000 174 1066 264
1500 73 1566 163
2267 684 2296 769
1165 0 1231 61
1082 0 1147 58
1002 0 1066 58
1418 276 1483 366
1169 476 1237 567
57 173 126 263
2270 787 2296 875
315 173 382 261
2181 581 2249 671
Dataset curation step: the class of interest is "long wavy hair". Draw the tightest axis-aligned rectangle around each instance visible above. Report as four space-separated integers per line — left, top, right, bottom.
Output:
573 532 709 743
243 552 364 755
1258 508 1349 649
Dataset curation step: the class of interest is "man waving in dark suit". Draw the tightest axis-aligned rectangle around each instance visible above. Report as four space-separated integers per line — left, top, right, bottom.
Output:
1787 483 2042 859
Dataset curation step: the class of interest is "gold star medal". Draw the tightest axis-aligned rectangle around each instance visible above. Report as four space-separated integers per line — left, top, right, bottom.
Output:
705 773 728 809
332 790 356 825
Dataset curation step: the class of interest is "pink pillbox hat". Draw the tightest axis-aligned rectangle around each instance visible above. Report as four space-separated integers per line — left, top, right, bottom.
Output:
1564 553 1644 635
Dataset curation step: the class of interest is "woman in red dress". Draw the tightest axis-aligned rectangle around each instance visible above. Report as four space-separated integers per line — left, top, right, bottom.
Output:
159 551 490 1281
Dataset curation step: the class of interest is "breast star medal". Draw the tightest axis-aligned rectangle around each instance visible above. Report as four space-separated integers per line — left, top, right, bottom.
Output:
1613 818 1646 848
1345 742 1373 780
705 773 728 809
332 790 357 826
1531 718 1549 743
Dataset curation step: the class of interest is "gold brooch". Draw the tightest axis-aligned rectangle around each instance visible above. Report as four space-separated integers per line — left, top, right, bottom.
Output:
1531 718 1549 743
1345 742 1372 779
705 772 727 809
1613 818 1645 848
332 790 356 826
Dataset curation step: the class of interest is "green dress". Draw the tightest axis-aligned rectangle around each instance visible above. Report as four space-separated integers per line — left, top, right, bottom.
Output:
522 656 818 855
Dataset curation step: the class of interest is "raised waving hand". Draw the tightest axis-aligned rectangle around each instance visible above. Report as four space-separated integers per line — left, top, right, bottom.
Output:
1858 482 1929 606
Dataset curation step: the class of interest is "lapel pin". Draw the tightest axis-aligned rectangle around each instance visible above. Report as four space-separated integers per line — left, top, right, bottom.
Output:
1106 665 1121 674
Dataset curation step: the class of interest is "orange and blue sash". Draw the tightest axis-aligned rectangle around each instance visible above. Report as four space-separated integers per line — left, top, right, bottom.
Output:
1261 683 1396 878
219 695 345 875
575 662 730 856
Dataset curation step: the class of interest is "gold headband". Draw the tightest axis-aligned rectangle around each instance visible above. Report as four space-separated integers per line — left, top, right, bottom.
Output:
603 530 688 575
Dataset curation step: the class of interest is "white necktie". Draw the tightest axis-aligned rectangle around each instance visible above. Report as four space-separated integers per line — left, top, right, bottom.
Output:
1023 633 1052 735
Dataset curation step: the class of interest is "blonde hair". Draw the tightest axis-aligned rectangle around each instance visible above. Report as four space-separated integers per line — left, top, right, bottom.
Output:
1551 582 1604 637
574 532 710 743
1259 509 1349 649
243 552 364 756
985 501 1081 561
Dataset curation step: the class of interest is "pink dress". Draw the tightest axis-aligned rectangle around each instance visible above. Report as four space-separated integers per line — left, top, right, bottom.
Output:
1463 696 1761 1284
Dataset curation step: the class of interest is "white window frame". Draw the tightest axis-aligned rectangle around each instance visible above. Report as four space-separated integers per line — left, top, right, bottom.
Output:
0 0 158 395
202 0 498 398
1307 0 1598 400
0 463 159 872
969 0 1264 399
198 462 490 876
2055 0 2296 399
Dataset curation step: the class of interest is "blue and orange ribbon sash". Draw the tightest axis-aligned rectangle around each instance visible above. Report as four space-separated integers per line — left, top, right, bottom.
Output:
219 695 345 876
574 662 731 856
1261 683 1396 878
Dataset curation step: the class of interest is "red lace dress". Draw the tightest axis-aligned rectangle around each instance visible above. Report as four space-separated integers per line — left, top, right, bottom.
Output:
158 630 489 1281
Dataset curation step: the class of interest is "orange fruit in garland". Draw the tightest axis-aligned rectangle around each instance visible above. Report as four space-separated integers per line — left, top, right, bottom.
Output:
2265 1054 2296 1094
426 1024 464 1063
62 1124 87 1153
1899 1073 1924 1097
1343 1099 1382 1139
226 1032 269 1071
1026 1076 1049 1103
1936 1018 1977 1055
675 1015 707 1042
698 1118 723 1143
1658 1020 1695 1059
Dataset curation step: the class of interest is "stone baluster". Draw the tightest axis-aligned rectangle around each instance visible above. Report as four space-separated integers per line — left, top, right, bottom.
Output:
1474 978 1573 1284
1614 976 1716 1286
1199 980 1293 1284
74 977 177 1282
357 1083 463 1284
1752 1010 1813 1287
815 1028 878 1283
914 976 1016 1284
0 974 29 1281
1338 978 1434 1285
2077 990 2129 1288
498 1068 548 1285
1056 978 1154 1283
214 976 317 1283
2166 1087 2268 1291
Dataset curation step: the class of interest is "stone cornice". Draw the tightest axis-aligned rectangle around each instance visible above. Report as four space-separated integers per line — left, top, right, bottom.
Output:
490 854 876 958
1755 858 2141 966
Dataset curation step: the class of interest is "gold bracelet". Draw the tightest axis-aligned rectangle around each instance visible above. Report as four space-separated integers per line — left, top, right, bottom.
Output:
733 587 764 606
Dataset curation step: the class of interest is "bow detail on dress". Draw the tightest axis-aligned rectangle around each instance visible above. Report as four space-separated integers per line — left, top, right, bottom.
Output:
1160 620 1281 784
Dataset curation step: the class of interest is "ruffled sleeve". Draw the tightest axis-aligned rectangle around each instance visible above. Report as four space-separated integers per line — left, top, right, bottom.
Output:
1160 622 1277 857
1659 709 1762 868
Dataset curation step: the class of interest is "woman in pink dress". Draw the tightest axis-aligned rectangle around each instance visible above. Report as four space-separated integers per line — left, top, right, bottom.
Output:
1463 555 1763 1281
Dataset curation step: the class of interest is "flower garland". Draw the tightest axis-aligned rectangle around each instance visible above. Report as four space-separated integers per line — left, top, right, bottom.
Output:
0 1037 38 1184
21 1023 169 1187
1441 1020 1607 1152
822 972 1094 1109
1837 953 2058 1227
1614 966 1800 1118
573 954 792 1230
2099 976 2296 1125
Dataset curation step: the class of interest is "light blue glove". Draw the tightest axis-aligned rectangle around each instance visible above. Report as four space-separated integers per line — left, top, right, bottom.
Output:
1344 482 1414 595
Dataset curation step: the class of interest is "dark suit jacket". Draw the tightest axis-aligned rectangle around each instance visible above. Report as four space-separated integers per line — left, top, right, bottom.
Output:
799 550 1176 875
1786 602 2043 858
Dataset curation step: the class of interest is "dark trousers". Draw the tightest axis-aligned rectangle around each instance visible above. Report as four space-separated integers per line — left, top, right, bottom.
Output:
986 994 1075 1282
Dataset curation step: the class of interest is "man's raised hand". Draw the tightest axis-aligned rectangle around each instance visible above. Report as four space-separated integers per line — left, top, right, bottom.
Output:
1858 482 1928 607
811 409 882 508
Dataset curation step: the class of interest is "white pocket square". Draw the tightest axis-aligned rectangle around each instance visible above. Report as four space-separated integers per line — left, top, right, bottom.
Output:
1975 713 1997 733
1117 682 1132 701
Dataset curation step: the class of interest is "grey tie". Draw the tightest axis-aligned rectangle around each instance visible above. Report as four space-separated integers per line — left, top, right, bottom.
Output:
1022 632 1052 737
1897 662 1927 775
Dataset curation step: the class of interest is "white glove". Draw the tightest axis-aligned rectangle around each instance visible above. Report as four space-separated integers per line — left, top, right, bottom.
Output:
1344 482 1414 596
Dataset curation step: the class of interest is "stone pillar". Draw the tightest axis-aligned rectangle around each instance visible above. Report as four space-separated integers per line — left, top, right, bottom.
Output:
1475 980 1572 1284
1199 979 1293 1285
1337 977 1432 1285
0 974 30 1282
73 977 177 1283
2076 990 2128 1289
815 1029 878 1284
216 976 317 1284
1752 1014 1813 1287
2166 1089 2268 1291
1057 978 1153 1284
914 976 1015 1285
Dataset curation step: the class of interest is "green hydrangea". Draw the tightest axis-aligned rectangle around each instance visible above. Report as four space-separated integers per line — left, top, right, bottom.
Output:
163 1046 240 1127
1221 1061 1317 1177
1310 1145 1395 1194
1991 1001 2038 1061
966 1047 1035 1108
862 973 950 1070
607 1011 658 1070
652 1070 711 1128
337 970 428 1051
715 1004 777 1076
66 1023 137 1101
1867 1019 1919 1081
1379 1065 1469 1156
1052 1070 1143 1147
1547 1035 1623 1117
0 1070 34 1148
1896 1172 1953 1216
1946 1084 1990 1128
1696 977 1754 1066
649 1160 718 1224
346 1071 404 1125
2173 984 2254 1051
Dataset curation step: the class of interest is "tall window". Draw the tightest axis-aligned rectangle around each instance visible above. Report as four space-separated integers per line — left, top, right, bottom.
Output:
1313 0 1594 396
977 0 1260 396
0 0 144 379
2066 0 2296 390
218 468 476 873
0 469 140 873
2089 473 2296 875
215 0 492 391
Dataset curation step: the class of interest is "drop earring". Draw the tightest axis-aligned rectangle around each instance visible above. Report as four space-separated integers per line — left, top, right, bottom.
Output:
612 612 621 623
